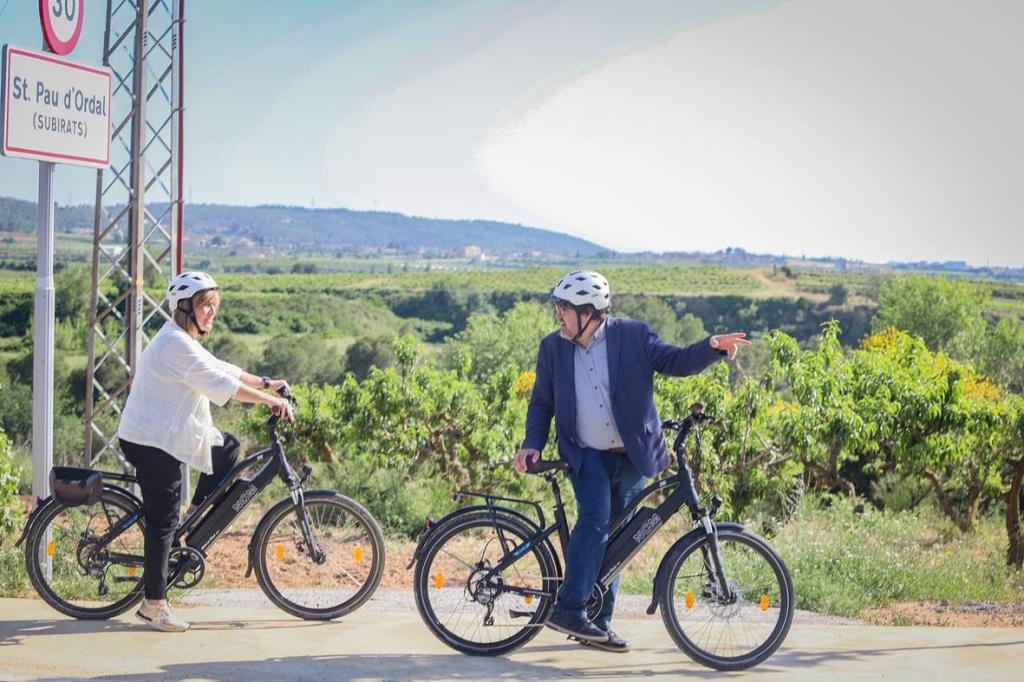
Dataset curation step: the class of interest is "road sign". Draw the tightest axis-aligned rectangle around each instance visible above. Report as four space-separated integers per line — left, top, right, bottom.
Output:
1 45 111 168
39 0 85 56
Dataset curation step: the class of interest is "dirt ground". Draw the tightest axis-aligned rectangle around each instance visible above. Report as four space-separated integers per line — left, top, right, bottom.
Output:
862 600 1024 628
201 531 416 591
200 531 1024 628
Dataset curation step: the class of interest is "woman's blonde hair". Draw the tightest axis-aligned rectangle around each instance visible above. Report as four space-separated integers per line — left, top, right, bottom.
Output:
173 287 220 334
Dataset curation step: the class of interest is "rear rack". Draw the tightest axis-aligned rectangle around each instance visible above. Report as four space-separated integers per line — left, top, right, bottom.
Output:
453 489 547 528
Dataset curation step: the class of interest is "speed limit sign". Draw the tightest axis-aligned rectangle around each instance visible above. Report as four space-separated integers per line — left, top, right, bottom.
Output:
39 0 85 55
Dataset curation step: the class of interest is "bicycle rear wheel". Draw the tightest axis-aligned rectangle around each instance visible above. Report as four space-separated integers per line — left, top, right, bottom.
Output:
253 491 385 620
413 512 557 656
24 488 146 619
660 528 794 671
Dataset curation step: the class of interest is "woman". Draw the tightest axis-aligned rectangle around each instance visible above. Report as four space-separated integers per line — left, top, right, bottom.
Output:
117 271 294 632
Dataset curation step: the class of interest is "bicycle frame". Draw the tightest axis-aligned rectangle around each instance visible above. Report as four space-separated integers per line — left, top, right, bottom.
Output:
67 414 319 575
453 410 732 605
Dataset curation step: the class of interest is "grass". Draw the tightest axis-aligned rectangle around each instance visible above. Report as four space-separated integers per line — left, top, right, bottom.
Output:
770 497 1024 617
617 495 1024 619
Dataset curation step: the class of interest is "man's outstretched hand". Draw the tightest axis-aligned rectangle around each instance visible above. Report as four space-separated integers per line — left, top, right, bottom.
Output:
710 332 751 360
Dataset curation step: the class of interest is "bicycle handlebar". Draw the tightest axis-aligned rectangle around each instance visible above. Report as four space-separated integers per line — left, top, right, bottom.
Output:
266 385 299 433
524 459 571 475
661 402 721 451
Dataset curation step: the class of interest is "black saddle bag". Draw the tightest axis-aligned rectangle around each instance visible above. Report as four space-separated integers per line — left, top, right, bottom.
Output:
50 466 103 506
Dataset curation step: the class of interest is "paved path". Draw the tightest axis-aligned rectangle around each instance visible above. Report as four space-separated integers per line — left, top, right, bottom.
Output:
1 597 1021 681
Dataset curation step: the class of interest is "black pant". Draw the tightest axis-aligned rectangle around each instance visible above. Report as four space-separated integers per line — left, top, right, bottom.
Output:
119 435 239 600
190 433 240 508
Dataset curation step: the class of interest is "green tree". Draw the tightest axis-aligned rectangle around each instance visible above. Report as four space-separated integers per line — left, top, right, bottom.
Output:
873 275 988 358
54 264 91 323
258 334 345 385
677 312 709 346
201 331 255 370
827 282 849 307
1001 395 1024 568
977 317 1024 393
344 335 397 380
0 429 20 538
856 328 1006 534
614 295 684 345
768 321 876 498
244 337 534 535
441 302 552 382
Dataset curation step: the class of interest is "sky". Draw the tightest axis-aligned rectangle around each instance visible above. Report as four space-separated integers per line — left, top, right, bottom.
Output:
1 0 1021 266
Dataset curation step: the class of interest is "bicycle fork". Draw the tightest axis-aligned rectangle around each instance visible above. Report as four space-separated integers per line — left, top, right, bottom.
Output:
291 487 326 565
699 511 736 604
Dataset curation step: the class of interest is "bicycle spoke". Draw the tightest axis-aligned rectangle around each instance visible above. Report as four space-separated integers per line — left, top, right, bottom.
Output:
256 495 383 619
27 492 145 618
662 530 792 670
417 515 555 654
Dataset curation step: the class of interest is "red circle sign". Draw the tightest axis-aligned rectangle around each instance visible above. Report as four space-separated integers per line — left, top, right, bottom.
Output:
39 0 85 55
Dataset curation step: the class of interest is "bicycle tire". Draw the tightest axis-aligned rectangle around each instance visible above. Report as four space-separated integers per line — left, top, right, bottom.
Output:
413 511 558 656
660 528 794 671
253 491 385 620
24 488 146 620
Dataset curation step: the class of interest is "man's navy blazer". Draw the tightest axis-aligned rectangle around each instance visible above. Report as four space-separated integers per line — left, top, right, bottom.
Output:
522 317 724 478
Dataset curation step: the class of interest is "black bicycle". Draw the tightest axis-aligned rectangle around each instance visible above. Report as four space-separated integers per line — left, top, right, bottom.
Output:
410 402 794 671
16 388 385 621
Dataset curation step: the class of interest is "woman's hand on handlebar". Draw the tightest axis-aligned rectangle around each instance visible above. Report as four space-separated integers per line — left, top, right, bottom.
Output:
514 448 540 474
269 395 295 422
267 378 290 394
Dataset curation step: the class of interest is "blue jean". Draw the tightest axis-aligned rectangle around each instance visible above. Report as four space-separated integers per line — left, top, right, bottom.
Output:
553 449 646 630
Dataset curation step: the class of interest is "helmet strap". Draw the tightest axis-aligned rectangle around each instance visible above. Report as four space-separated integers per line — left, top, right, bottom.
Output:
178 299 209 337
572 307 595 344
190 310 210 337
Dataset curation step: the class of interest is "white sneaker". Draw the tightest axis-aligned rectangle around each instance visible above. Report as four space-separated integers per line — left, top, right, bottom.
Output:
135 601 190 632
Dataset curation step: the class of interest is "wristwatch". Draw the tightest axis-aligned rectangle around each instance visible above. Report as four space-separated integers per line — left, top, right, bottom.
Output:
261 375 271 389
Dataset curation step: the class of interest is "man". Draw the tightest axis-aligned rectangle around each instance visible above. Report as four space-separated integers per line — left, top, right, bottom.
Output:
514 270 749 653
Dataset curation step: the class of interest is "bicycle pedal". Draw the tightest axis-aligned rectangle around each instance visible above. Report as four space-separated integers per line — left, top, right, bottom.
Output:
508 609 535 619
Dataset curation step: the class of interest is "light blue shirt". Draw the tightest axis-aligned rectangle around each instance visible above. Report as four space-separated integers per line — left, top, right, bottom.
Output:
573 321 624 450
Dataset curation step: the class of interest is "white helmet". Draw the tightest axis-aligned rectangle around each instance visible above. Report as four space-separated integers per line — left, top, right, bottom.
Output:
167 271 218 307
552 270 611 310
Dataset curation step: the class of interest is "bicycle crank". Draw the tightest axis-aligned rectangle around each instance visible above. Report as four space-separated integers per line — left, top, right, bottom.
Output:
168 546 207 589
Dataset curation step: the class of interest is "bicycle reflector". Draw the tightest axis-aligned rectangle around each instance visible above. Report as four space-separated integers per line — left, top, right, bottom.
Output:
354 545 364 563
127 566 137 576
46 541 55 557
434 573 445 589
276 544 285 561
760 594 770 611
685 591 695 609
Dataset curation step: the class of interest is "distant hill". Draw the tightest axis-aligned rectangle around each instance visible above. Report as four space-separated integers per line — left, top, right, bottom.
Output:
0 196 609 257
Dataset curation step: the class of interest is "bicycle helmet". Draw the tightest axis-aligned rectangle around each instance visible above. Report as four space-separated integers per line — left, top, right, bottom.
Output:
167 271 219 307
551 270 611 311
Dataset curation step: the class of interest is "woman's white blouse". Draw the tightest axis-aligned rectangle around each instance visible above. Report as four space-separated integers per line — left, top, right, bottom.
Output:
117 321 243 474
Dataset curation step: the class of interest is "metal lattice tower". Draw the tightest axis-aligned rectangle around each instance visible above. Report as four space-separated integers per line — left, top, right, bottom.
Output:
84 0 184 467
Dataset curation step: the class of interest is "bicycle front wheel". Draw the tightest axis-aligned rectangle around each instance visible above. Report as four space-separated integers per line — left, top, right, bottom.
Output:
24 488 146 619
413 512 558 656
660 528 794 671
253 491 385 620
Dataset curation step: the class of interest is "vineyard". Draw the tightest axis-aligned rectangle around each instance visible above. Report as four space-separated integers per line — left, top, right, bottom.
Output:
1 261 1023 619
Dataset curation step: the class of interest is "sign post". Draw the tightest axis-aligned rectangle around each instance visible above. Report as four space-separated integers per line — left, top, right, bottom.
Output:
1 4 107 556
